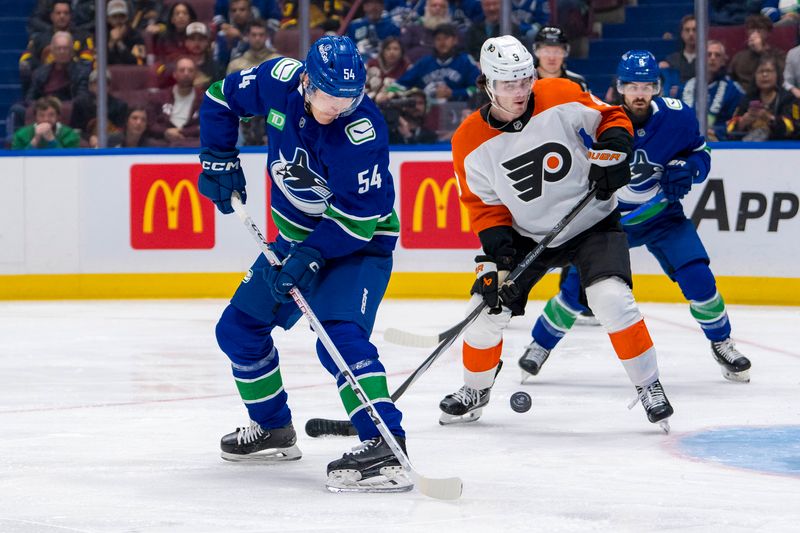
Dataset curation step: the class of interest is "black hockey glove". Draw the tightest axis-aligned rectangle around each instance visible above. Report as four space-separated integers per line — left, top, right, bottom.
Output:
472 247 516 315
588 129 633 201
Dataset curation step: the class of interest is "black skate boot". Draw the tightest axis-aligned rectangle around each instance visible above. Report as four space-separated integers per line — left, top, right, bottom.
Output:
711 338 751 383
518 340 551 382
326 435 412 493
220 421 302 462
632 379 673 434
439 361 502 425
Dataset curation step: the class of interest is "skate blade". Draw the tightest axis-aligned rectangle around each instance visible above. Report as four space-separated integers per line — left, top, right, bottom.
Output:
221 444 302 463
658 419 671 434
520 369 534 384
326 466 414 493
722 368 750 383
439 408 483 425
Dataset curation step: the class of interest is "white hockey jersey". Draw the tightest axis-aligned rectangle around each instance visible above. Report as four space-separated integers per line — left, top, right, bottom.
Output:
452 77 633 247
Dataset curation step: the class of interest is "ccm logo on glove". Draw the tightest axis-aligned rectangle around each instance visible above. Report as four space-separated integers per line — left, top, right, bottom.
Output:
201 160 241 172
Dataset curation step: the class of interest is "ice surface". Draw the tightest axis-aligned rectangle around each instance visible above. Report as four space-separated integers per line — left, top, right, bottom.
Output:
1 299 799 532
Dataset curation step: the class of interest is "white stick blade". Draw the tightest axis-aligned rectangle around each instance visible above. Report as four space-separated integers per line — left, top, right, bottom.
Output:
384 327 440 348
412 473 463 501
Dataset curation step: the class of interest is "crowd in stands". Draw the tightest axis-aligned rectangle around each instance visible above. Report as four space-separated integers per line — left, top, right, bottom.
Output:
6 0 800 150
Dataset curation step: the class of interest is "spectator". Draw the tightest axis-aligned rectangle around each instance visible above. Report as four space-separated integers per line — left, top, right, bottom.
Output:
70 69 128 139
464 0 523 60
532 26 588 91
153 2 197 63
216 0 255 65
12 96 79 149
28 0 96 35
659 14 697 84
681 41 745 141
400 0 451 63
214 0 282 33
148 57 203 146
392 23 480 103
729 14 786 93
426 0 482 33
20 1 93 93
130 1 163 34
184 22 226 89
27 32 91 103
367 36 410 103
107 0 147 65
227 20 280 74
347 0 401 61
280 0 346 31
101 106 161 147
760 0 800 25
385 88 438 144
783 42 800 99
727 56 800 140
511 0 549 42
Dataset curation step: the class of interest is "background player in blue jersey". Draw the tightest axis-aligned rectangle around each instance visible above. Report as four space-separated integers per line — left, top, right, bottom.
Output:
519 51 752 386
197 36 411 493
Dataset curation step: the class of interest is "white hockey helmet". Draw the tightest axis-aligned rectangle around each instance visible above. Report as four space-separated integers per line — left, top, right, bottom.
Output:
480 35 535 82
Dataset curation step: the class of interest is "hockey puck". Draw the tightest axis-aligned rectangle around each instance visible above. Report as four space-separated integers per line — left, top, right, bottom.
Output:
510 391 532 413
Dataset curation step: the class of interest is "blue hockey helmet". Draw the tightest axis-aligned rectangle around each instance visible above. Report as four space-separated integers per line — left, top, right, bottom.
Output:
616 50 661 95
616 50 659 83
305 35 366 117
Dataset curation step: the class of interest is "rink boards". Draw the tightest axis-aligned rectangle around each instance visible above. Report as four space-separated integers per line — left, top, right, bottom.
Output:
0 144 798 304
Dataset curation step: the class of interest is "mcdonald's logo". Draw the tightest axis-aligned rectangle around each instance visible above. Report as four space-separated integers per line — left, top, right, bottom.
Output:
400 161 479 249
130 164 215 249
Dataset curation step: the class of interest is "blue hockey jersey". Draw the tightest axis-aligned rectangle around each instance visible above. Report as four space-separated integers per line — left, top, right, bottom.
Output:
616 96 711 225
200 57 399 259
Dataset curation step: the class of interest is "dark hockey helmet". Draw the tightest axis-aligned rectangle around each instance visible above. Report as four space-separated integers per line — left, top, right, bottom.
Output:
534 26 569 47
305 35 366 117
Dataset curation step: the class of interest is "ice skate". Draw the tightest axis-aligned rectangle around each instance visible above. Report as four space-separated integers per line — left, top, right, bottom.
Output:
439 384 492 425
518 340 551 383
439 361 501 424
326 436 413 493
220 421 302 462
631 379 673 434
711 338 751 383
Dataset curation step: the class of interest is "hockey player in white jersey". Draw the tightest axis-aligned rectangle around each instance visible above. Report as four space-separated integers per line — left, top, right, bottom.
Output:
519 51 752 384
440 36 674 431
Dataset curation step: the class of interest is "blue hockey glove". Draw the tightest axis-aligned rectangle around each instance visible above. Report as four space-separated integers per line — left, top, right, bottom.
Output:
661 159 697 202
588 139 631 201
266 244 325 303
198 148 246 214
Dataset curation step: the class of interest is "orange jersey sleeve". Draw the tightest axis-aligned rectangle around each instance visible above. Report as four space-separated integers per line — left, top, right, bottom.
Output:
533 78 633 138
451 111 514 234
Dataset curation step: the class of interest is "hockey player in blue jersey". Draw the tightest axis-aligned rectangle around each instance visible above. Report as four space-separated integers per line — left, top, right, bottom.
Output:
519 51 752 387
197 35 412 493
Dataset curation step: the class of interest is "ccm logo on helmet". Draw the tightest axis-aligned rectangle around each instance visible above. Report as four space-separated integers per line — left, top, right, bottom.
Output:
202 161 241 171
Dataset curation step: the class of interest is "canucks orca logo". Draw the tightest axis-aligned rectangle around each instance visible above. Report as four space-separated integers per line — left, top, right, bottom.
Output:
271 147 332 214
628 149 663 194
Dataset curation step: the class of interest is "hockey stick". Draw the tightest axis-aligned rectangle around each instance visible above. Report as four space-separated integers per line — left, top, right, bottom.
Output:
307 187 599 437
386 191 668 348
230 193 462 501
